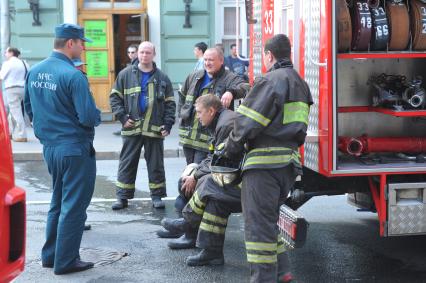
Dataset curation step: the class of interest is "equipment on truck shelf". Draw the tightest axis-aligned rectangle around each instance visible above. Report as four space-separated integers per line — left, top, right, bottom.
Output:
369 73 426 110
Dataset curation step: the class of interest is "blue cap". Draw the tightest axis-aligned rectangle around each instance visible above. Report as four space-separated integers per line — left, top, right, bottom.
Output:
55 23 92 43
72 58 86 67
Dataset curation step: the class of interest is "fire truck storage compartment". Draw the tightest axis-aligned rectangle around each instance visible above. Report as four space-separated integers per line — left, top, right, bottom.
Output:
335 57 426 173
388 182 426 236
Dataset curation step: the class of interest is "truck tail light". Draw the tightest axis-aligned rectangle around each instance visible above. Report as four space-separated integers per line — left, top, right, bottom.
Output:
278 204 309 249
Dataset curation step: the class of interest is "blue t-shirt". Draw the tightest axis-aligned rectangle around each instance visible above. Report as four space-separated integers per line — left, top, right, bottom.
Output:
139 71 152 113
197 71 211 96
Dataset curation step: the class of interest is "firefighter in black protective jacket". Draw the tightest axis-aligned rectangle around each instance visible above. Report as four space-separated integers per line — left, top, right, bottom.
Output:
222 34 313 283
178 47 248 165
160 94 243 266
110 41 176 210
173 47 248 217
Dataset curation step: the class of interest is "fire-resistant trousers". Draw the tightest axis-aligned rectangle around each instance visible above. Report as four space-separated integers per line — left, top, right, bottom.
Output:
116 135 166 199
175 148 208 212
41 142 96 274
182 174 241 250
242 166 297 283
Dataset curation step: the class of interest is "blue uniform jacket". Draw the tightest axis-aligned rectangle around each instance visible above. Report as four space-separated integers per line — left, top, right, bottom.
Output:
24 51 101 146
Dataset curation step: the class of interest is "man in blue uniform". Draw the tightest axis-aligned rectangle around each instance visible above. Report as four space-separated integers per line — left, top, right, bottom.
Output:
24 23 101 275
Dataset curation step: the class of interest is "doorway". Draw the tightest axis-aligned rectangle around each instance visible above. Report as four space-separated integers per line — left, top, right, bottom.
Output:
78 12 148 115
113 14 149 77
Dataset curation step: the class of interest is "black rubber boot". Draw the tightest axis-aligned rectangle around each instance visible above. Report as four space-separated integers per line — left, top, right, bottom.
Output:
111 199 128 210
161 217 189 233
156 229 183 238
152 196 165 209
185 249 224 266
167 233 196 249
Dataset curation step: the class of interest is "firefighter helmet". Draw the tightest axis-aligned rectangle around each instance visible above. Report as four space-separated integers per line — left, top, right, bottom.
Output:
210 154 242 187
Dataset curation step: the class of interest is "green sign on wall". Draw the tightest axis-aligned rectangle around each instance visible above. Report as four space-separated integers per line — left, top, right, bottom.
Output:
86 51 108 78
85 20 107 48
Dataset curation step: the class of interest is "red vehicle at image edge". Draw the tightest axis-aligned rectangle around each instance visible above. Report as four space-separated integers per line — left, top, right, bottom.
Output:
0 89 26 282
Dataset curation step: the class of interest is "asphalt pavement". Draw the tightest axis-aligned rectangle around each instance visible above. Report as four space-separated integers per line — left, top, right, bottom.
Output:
14 160 426 283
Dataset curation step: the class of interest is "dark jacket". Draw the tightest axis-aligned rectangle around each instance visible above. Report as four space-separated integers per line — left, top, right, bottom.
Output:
194 108 236 180
110 63 176 138
224 59 313 172
179 66 248 151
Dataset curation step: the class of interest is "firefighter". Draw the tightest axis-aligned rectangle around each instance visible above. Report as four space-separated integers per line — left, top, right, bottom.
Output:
178 47 247 165
174 47 248 217
222 34 313 283
110 41 176 210
160 94 242 266
24 24 100 274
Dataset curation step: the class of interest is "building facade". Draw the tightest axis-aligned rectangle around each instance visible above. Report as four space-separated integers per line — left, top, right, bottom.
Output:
5 0 248 115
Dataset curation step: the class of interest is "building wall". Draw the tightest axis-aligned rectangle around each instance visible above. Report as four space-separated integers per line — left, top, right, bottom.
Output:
9 0 63 66
160 0 215 86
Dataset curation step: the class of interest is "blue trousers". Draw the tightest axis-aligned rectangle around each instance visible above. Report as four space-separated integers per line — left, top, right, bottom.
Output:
41 142 96 273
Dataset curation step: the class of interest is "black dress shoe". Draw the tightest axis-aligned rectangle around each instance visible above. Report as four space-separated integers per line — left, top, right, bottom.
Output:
167 233 196 249
84 224 91 231
42 262 53 268
54 260 94 275
186 249 224 266
111 199 128 210
156 229 183 238
161 217 188 234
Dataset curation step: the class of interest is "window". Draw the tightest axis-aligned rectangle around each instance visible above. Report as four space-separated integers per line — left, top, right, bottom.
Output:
83 0 142 9
216 1 249 58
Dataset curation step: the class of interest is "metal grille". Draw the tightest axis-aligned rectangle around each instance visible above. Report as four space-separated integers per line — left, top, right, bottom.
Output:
252 0 263 78
303 0 321 172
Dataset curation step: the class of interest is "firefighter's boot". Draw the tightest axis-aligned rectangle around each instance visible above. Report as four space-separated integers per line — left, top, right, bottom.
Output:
167 231 196 249
152 196 165 209
111 198 128 210
185 248 224 266
161 217 189 233
156 229 183 238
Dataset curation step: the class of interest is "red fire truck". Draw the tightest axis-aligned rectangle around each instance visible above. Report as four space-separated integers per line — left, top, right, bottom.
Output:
243 0 426 237
0 90 26 281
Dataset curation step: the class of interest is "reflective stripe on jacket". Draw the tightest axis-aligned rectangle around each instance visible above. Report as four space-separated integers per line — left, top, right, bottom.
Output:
179 66 248 152
225 59 313 171
193 108 237 180
110 63 176 138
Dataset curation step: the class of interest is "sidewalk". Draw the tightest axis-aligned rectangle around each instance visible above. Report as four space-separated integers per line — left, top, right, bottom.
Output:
12 122 184 161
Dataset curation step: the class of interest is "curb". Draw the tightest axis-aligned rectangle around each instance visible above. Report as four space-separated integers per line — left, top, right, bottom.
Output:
13 149 185 161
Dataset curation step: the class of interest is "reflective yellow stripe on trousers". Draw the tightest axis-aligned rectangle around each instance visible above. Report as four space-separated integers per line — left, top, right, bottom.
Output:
246 241 278 264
